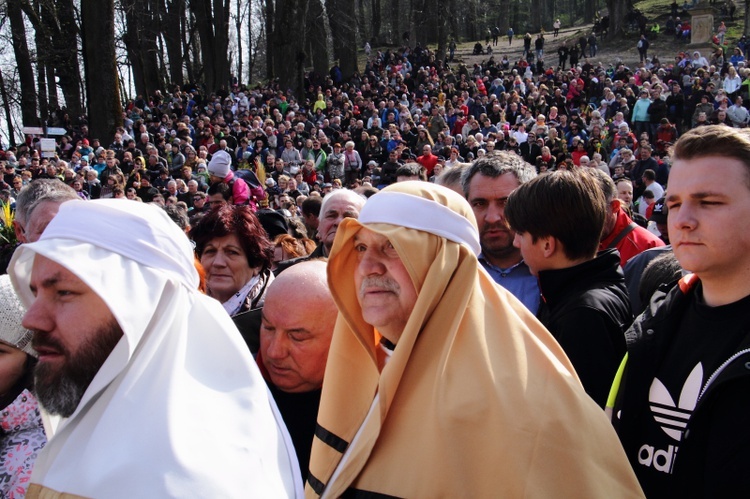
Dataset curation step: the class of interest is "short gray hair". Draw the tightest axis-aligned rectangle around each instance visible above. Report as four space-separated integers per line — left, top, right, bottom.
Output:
461 151 537 198
319 189 366 216
15 179 77 225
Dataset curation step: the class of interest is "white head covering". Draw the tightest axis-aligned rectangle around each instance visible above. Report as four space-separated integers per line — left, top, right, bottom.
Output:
10 200 302 498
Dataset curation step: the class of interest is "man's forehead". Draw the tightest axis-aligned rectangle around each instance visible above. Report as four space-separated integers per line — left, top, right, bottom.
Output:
29 254 82 289
325 198 362 215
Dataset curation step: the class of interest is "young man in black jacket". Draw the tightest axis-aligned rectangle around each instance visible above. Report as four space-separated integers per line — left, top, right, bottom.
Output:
610 125 750 497
505 169 632 407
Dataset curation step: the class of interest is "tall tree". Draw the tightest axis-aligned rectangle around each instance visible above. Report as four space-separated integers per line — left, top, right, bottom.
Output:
606 0 632 39
0 69 17 146
326 0 358 80
435 0 448 63
34 28 48 121
20 0 83 118
7 0 38 126
265 0 274 79
307 0 330 77
388 0 400 45
121 0 163 100
274 0 308 97
190 0 232 92
81 0 122 145
162 0 186 86
370 0 381 44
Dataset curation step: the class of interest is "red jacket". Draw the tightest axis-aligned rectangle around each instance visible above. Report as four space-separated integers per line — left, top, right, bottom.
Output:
599 207 665 266
417 153 439 176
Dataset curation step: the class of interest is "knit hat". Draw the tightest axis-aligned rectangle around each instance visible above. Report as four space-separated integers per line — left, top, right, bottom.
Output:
208 150 232 179
0 274 35 356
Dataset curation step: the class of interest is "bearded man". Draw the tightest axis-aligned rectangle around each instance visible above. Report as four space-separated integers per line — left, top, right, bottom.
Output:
11 199 302 498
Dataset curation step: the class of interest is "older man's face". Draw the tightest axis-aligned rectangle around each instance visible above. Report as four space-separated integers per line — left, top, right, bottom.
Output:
260 277 336 393
318 196 362 251
353 227 418 344
23 255 123 417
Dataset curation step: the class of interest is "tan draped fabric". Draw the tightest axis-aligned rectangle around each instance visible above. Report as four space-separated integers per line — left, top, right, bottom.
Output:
26 484 87 499
307 182 643 498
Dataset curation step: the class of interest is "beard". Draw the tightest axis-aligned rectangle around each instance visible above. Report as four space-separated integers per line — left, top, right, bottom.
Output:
33 320 123 418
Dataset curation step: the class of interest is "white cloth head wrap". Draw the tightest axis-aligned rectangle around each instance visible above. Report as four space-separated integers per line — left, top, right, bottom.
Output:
358 189 481 255
10 199 302 498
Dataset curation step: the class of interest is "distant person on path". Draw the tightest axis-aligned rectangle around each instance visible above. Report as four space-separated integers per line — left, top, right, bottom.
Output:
637 35 650 63
558 42 569 70
507 27 514 45
523 32 532 57
535 33 545 60
553 19 561 37
569 44 580 68
588 32 598 57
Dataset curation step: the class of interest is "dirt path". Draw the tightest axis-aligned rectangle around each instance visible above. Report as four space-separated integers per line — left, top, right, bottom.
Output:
452 22 716 72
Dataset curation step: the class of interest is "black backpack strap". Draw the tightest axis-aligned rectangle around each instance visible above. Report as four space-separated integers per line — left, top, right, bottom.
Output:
607 222 638 249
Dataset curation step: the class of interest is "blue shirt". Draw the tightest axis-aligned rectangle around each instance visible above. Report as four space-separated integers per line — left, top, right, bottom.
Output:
479 254 540 314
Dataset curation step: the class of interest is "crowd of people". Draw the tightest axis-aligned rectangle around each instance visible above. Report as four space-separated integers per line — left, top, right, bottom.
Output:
2 10 750 497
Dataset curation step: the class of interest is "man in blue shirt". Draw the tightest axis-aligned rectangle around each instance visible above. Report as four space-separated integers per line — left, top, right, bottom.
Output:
461 152 540 313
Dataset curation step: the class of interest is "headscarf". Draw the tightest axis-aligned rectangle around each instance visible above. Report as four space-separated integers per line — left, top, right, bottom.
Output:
10 199 302 498
307 182 643 498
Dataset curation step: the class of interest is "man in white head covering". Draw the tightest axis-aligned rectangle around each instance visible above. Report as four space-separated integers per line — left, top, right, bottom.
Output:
306 181 644 498
10 199 302 498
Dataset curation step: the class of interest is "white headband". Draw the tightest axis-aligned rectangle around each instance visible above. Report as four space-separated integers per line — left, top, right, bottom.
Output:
359 191 481 255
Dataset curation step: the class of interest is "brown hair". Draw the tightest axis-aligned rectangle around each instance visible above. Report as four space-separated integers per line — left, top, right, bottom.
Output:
671 125 750 187
189 204 274 270
505 170 607 261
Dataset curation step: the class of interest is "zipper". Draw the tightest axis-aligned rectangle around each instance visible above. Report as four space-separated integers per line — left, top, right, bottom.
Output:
697 348 750 402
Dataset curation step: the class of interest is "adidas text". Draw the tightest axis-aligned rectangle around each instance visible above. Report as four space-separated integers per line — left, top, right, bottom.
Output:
638 443 679 474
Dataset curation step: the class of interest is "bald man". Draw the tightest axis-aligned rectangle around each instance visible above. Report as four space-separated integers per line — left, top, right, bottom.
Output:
259 260 338 480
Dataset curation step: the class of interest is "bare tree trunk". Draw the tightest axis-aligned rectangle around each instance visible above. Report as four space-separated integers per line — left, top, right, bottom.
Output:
182 12 197 83
606 0 632 38
389 0 400 44
308 0 330 76
436 0 448 63
23 0 84 118
190 0 231 92
266 0 274 79
122 0 162 100
163 0 185 86
46 61 59 111
583 0 595 23
275 0 308 96
745 0 750 36
356 0 369 45
326 0 358 79
0 69 17 146
236 0 244 85
33 22 49 121
411 0 428 45
81 0 123 145
371 0 381 44
9 0 38 126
